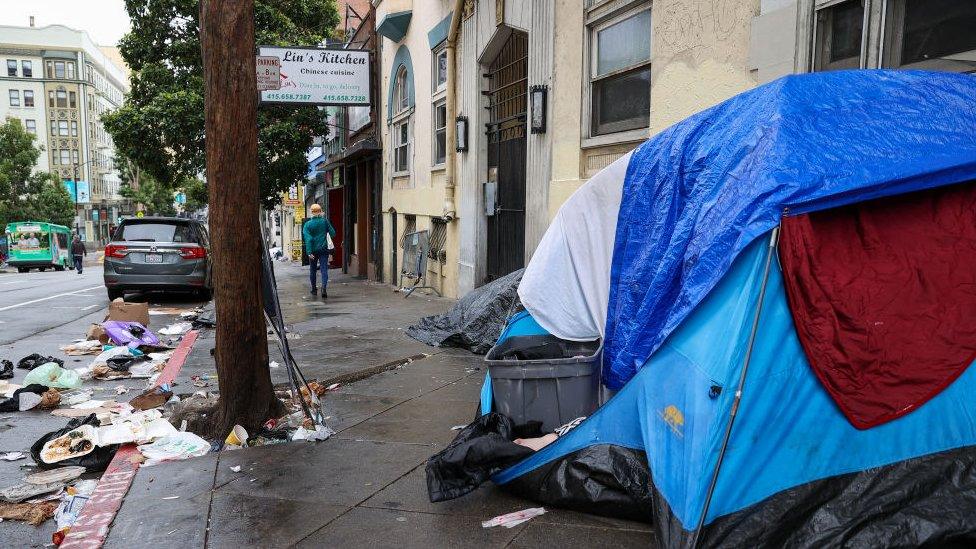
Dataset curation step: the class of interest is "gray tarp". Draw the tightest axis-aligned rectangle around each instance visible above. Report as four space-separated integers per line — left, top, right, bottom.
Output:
406 269 523 354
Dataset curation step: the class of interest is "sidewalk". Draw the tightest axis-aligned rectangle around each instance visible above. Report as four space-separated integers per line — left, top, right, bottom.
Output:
102 263 654 548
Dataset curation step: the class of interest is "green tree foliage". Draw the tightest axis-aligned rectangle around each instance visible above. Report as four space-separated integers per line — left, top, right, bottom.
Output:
103 0 337 207
0 119 75 228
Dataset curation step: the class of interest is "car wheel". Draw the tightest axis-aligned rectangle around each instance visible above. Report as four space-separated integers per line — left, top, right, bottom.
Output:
197 288 213 302
39 267 47 272
54 265 65 271
17 267 28 273
107 288 125 300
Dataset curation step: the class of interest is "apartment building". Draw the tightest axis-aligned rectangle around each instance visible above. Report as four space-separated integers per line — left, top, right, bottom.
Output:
0 23 130 242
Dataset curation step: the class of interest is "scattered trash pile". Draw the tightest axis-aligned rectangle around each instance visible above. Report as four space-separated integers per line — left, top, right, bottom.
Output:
0 464 97 543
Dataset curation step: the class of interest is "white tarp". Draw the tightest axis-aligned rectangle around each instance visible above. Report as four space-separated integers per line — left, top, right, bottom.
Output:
518 152 631 341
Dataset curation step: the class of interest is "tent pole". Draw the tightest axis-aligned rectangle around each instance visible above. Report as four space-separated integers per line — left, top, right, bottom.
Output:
690 226 780 548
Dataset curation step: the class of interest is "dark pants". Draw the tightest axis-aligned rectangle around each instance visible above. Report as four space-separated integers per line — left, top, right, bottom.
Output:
73 255 83 273
309 250 330 291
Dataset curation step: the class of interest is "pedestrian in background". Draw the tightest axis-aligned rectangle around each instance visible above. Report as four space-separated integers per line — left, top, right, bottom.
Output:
71 235 86 274
302 203 336 298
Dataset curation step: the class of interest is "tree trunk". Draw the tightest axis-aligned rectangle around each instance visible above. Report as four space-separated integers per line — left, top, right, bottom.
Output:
200 0 283 438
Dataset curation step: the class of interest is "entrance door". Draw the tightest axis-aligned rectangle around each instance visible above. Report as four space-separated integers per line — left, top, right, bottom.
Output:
485 31 528 282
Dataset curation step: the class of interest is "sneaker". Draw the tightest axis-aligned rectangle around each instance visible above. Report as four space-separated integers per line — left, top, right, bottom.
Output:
310 287 317 295
321 289 328 299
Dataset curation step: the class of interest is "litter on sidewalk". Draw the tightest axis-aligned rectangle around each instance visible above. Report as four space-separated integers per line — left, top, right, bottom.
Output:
481 507 546 528
137 432 210 466
159 322 192 336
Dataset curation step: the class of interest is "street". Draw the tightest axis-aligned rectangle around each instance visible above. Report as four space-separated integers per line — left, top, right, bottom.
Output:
0 266 206 548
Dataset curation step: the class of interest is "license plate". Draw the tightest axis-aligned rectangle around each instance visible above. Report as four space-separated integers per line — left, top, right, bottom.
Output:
145 253 163 263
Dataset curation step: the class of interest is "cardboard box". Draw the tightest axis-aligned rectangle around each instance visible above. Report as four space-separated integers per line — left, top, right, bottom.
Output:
107 298 150 327
86 323 110 345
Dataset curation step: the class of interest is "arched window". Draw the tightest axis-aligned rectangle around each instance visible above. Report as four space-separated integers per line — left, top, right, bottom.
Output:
393 66 409 115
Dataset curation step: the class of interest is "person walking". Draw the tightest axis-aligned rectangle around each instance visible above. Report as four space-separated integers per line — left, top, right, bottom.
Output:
302 203 336 298
70 235 86 274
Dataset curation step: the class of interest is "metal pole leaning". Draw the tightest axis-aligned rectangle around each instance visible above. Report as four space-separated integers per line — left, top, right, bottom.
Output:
690 226 780 548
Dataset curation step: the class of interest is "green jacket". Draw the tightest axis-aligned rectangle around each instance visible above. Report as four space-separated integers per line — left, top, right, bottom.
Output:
302 216 336 255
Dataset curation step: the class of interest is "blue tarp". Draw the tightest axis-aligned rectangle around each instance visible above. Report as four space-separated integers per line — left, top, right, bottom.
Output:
603 70 976 390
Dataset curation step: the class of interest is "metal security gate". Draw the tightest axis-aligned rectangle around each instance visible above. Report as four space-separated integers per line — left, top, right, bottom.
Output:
485 31 528 283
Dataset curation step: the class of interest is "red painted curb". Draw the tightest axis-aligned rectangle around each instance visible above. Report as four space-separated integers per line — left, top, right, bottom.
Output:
59 330 201 548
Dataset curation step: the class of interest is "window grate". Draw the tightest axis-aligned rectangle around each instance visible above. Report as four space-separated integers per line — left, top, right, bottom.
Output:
428 218 448 262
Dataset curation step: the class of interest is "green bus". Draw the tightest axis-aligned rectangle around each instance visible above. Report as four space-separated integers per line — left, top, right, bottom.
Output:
5 221 72 272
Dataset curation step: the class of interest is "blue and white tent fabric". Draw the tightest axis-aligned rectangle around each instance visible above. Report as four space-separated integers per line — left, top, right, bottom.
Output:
499 70 976 547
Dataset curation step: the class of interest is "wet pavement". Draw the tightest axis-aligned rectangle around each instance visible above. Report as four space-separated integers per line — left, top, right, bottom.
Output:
102 263 654 548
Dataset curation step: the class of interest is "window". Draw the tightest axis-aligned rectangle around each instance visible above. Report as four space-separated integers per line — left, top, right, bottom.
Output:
432 99 446 166
393 65 410 115
883 0 976 72
56 89 67 108
69 91 77 108
23 90 34 107
393 119 410 174
54 61 65 79
22 61 32 78
433 48 448 91
59 149 70 165
7 59 17 76
813 0 865 71
70 120 78 136
48 90 54 107
25 119 36 135
66 62 75 79
588 4 652 137
8 89 19 106
72 149 79 164
59 120 69 136
50 120 57 135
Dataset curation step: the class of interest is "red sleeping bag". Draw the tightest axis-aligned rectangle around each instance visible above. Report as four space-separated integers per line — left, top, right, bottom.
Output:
779 181 976 429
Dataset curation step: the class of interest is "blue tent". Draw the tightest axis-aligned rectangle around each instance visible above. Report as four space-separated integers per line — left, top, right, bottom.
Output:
476 71 976 547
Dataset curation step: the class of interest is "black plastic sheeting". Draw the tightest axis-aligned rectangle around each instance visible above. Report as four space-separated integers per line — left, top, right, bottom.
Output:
30 414 118 472
502 444 654 524
407 269 523 355
426 412 538 502
690 444 976 548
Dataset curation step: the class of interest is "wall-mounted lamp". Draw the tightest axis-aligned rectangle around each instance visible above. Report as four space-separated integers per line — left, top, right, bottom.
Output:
530 85 548 134
455 115 469 152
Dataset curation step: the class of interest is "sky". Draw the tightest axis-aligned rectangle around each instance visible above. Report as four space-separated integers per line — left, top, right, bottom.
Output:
0 0 132 46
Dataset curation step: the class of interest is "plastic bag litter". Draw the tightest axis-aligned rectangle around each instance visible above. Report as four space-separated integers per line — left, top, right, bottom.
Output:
292 424 334 441
137 432 210 466
89 346 137 368
23 363 82 390
406 269 523 354
102 321 160 348
54 493 89 530
481 507 546 528
30 415 118 472
17 354 63 371
159 322 192 336
59 340 103 356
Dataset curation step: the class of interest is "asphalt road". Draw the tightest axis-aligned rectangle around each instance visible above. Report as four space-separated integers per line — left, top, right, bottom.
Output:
0 268 106 346
0 266 207 547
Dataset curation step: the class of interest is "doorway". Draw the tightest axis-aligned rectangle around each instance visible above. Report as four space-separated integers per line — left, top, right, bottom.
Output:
485 31 528 282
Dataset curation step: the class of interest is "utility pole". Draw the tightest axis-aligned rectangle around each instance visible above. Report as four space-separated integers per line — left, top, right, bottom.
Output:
200 0 283 436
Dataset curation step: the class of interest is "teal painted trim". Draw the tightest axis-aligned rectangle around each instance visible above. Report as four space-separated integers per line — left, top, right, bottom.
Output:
376 10 412 42
427 12 453 49
386 45 415 121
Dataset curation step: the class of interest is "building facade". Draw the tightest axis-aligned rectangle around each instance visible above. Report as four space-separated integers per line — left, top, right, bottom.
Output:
374 0 973 299
0 24 130 243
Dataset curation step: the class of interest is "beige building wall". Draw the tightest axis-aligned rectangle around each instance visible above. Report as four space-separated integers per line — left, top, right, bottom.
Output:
376 0 460 297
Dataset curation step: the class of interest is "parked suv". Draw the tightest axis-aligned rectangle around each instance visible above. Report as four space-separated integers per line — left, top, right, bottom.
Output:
103 217 213 300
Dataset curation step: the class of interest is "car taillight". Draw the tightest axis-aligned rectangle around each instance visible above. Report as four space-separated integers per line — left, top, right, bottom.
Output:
105 244 128 258
179 246 207 259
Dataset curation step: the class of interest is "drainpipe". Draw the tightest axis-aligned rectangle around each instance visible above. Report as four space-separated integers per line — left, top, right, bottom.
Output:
443 0 464 220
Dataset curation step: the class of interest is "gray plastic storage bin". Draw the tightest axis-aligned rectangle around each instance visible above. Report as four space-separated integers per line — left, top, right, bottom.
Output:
485 335 602 432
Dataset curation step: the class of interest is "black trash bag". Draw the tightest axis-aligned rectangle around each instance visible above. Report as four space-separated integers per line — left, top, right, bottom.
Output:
407 268 524 354
30 414 119 472
17 353 63 370
106 354 150 372
0 359 12 379
0 383 49 413
426 412 541 502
